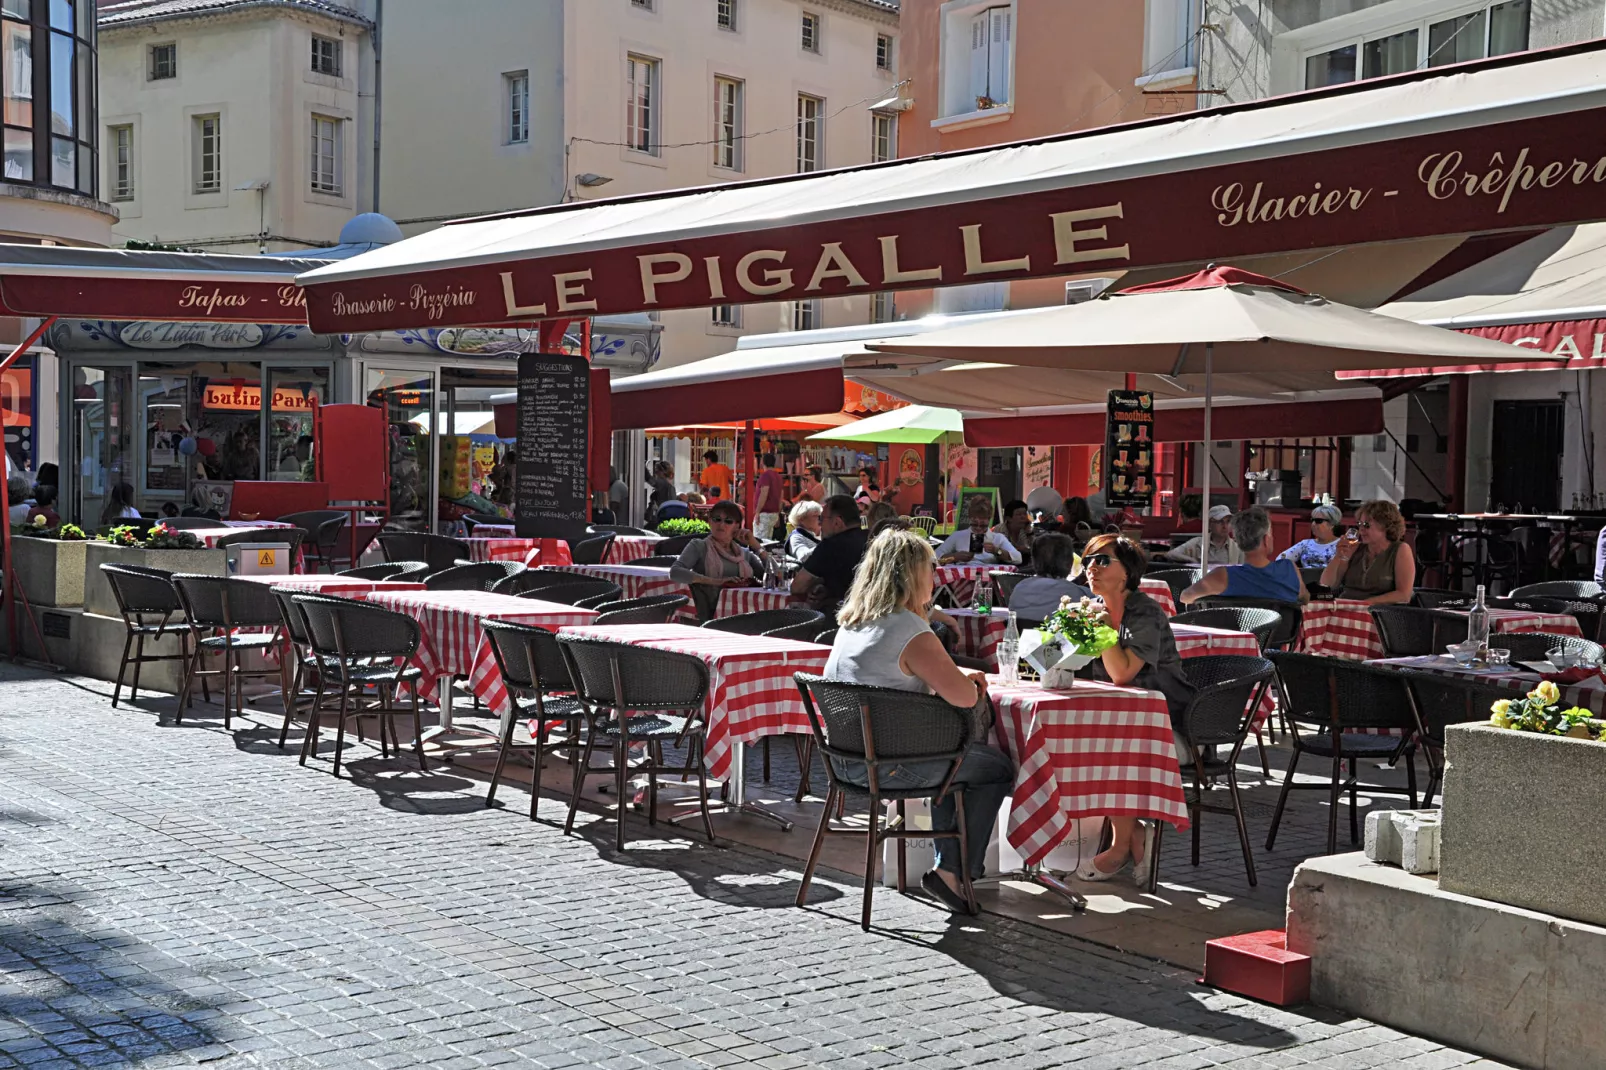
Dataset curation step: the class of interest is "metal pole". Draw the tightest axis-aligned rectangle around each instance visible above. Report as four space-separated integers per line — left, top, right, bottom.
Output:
1 316 58 657
1200 342 1213 567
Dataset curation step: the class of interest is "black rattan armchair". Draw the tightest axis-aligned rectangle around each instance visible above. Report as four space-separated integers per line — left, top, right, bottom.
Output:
424 561 526 592
377 532 469 573
702 608 823 636
1171 607 1283 651
1398 669 1519 806
1176 655 1276 886
1369 605 1470 658
1485 630 1603 666
493 567 580 596
1512 579 1604 600
339 561 428 581
99 563 190 709
170 574 284 727
529 579 623 607
592 595 689 625
1192 597 1303 650
277 510 347 572
481 620 585 817
568 534 615 566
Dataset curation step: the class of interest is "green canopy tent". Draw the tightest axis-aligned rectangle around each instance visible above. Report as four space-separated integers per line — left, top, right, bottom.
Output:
806 405 962 444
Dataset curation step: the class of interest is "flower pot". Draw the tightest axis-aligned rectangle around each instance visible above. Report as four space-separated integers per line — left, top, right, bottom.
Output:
1041 654 1094 689
10 536 88 607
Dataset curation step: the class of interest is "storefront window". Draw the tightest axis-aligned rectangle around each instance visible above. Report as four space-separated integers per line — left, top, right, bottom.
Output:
139 360 267 515
72 364 133 527
266 366 328 481
439 367 516 530
364 367 434 532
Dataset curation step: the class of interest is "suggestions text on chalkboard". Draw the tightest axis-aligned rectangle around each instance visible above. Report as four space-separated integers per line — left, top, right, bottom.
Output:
515 352 590 542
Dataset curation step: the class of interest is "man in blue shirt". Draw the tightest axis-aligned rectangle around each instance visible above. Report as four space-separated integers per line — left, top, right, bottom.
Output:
1181 506 1307 605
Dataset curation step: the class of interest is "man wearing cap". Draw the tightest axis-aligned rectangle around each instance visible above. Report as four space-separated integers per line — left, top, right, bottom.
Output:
1180 506 1307 606
1165 504 1243 566
1279 504 1345 568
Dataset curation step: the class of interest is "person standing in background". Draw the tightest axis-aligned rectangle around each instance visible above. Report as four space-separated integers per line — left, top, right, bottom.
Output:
800 465 827 503
699 450 734 501
752 453 786 541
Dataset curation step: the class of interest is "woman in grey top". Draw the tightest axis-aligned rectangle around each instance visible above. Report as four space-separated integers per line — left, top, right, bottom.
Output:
1079 532 1195 884
824 527 1015 915
669 499 772 621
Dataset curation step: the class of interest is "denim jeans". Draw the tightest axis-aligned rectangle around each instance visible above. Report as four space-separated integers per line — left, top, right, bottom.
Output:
834 744 1016 880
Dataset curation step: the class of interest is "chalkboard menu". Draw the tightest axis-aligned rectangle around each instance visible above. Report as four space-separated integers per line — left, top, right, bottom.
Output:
515 352 590 542
1103 389 1155 509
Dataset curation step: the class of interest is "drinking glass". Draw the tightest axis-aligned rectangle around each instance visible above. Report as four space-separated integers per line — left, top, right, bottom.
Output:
972 580 994 614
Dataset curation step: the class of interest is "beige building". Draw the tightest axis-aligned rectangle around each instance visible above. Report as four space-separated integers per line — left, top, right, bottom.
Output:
97 0 374 253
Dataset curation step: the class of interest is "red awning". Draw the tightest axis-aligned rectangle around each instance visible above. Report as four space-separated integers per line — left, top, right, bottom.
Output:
607 340 858 430
964 397 1385 447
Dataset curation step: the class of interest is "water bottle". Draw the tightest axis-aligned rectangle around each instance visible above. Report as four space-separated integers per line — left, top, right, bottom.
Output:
1468 584 1490 663
999 610 1019 685
972 579 993 614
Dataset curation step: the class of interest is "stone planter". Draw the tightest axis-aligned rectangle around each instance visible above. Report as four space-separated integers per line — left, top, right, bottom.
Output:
83 541 226 618
1439 722 1606 928
11 536 88 607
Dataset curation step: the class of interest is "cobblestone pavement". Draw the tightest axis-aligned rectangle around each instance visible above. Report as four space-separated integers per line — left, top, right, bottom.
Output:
0 663 1508 1069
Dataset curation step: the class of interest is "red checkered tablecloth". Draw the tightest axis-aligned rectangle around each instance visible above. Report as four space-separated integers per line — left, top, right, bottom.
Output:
949 608 1008 667
1366 655 1606 714
555 564 692 609
936 564 1014 607
240 574 426 597
604 535 665 564
1172 623 1274 726
362 590 597 716
557 623 830 781
1139 579 1176 616
1301 601 1582 661
716 586 803 618
989 679 1190 868
463 537 573 567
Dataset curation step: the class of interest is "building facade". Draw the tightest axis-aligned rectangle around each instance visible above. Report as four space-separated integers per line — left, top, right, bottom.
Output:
97 0 375 254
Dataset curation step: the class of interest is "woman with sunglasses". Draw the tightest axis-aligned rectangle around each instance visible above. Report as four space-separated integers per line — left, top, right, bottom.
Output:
1320 499 1415 605
1076 533 1195 882
669 499 774 621
1278 503 1344 568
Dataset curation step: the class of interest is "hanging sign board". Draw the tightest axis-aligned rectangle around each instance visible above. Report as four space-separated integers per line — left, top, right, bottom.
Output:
515 352 590 542
1103 389 1155 508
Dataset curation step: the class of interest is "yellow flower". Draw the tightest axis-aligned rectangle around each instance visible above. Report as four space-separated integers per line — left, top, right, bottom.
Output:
1490 709 1512 729
1535 681 1561 706
30 514 45 527
1491 699 1511 717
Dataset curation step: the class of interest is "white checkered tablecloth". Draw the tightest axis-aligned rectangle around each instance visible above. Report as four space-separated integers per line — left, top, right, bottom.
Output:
362 591 597 717
988 679 1190 868
936 564 1013 607
556 623 830 782
949 608 1008 667
1301 601 1583 661
1139 578 1177 616
1366 655 1606 714
604 535 665 564
716 587 803 618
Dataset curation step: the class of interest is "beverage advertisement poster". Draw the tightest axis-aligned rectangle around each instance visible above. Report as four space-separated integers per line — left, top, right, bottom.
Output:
1103 390 1155 508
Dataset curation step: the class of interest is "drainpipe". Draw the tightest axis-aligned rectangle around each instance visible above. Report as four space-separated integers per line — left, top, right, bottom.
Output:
371 0 383 212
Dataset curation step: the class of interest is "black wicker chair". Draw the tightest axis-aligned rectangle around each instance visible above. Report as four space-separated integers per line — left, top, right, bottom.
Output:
1175 655 1277 886
481 620 585 816
100 564 191 709
569 534 615 566
1493 594 1603 646
338 561 429 581
1512 580 1604 600
703 608 823 637
1192 597 1303 650
528 579 623 607
1369 605 1470 658
493 567 580 596
655 534 697 556
793 673 981 930
277 510 347 572
1147 568 1202 607
269 585 328 751
377 532 470 574
1398 669 1520 806
764 615 831 643
170 574 284 727
293 594 426 777
424 561 526 592
557 634 713 850
1484 630 1604 666
1266 652 1420 855
990 570 1027 608
1412 588 1475 610
813 627 838 646
593 595 690 625
1171 607 1283 651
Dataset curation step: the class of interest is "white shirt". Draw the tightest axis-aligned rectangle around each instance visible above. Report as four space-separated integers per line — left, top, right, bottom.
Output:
935 528 1023 565
1166 535 1243 566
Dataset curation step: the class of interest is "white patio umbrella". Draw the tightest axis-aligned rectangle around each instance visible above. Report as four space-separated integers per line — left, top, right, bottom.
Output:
863 265 1554 564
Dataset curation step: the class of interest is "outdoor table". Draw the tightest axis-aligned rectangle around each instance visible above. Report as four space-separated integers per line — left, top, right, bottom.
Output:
716 586 803 618
1366 654 1606 714
603 534 664 564
241 574 426 597
949 607 1008 667
988 678 1190 871
936 563 1013 606
556 623 830 821
361 590 597 731
556 564 694 614
1138 578 1177 616
221 519 294 529
1300 600 1582 660
465 537 573 567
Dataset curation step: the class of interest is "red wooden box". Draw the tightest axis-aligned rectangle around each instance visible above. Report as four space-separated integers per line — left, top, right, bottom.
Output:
1200 929 1310 1006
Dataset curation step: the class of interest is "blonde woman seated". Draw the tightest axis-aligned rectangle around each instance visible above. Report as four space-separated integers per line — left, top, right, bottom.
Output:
825 527 1016 914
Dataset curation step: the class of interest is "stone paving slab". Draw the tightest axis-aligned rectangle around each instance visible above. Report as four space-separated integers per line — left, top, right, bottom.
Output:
0 664 1511 1069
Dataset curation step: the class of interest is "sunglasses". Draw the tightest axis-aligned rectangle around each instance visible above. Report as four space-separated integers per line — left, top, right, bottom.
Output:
1356 521 1373 530
1311 517 1332 525
709 516 738 525
1085 553 1113 568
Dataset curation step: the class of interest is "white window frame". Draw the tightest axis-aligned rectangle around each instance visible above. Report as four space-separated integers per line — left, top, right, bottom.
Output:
870 292 895 323
625 54 660 156
505 70 529 144
148 42 176 80
717 0 737 31
1279 0 1530 94
796 94 823 173
310 114 341 195
713 76 743 170
871 112 896 162
788 298 822 332
876 33 894 71
936 1 1016 121
711 304 741 329
1141 0 1196 79
310 34 342 77
108 123 133 201
192 113 221 193
801 11 820 53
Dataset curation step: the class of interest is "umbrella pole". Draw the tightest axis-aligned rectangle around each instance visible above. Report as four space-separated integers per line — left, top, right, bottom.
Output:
1200 342 1213 567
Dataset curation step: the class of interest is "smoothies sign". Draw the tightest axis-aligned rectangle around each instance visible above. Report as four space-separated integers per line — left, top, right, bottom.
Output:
1103 390 1154 509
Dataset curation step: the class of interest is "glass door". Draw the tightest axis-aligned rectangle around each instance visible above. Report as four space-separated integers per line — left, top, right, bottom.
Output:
264 365 331 481
71 364 135 527
363 366 436 532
